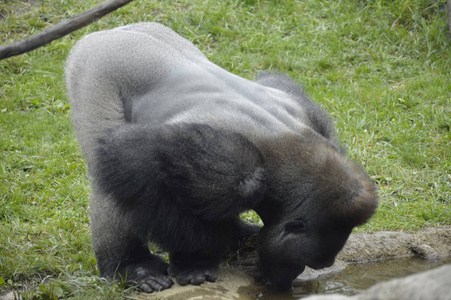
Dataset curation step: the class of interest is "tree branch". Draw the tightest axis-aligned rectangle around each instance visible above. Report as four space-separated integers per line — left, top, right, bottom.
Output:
447 0 451 39
0 0 135 60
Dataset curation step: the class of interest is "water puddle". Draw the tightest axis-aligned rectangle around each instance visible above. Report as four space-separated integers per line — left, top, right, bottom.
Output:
256 257 451 299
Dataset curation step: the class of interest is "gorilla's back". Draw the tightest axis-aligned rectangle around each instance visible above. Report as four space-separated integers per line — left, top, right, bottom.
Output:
66 23 313 165
130 63 311 139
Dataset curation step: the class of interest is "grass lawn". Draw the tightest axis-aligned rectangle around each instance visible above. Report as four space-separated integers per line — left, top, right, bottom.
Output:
1 0 450 298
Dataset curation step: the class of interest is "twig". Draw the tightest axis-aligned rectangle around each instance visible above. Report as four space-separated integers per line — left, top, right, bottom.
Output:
447 0 451 39
0 0 135 60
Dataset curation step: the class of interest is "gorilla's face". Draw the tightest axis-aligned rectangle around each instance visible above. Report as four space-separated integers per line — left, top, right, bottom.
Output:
254 134 377 290
257 213 353 290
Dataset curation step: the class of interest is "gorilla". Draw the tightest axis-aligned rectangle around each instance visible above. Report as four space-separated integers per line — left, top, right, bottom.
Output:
66 22 378 292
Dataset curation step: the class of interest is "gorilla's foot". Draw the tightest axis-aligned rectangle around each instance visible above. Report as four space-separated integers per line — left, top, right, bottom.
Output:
122 263 174 293
168 263 219 286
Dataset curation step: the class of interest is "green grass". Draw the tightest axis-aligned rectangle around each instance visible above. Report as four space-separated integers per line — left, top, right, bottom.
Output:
1 0 450 298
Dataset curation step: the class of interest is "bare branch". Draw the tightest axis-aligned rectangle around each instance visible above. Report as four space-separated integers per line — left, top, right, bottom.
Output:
0 0 135 60
448 0 451 39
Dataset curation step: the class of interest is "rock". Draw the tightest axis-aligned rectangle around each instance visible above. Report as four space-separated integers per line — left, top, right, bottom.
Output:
412 227 451 259
411 244 440 260
302 264 451 300
0 291 21 300
338 226 451 262
303 296 349 300
297 260 348 281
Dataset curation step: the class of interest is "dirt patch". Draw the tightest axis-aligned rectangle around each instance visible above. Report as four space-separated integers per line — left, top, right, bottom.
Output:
142 226 451 299
338 226 451 262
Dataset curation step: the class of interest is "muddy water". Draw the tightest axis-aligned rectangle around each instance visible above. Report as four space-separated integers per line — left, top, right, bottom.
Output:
256 257 451 299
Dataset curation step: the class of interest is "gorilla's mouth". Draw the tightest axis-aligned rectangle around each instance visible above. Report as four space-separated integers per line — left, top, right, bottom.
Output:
266 263 305 291
307 258 335 270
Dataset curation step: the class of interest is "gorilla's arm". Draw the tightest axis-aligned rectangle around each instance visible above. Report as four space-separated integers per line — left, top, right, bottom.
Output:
94 123 265 221
93 123 265 287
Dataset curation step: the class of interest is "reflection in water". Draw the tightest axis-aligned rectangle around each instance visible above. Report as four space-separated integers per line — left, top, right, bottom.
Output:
257 257 451 300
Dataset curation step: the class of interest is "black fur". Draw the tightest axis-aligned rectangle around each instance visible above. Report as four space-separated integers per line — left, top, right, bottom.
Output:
94 123 265 218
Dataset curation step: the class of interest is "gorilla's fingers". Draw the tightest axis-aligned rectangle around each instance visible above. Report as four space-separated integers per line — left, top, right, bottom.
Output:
175 273 190 286
154 273 174 288
148 281 164 292
173 268 218 286
205 270 218 282
175 270 205 286
138 282 154 293
190 272 206 285
139 276 173 293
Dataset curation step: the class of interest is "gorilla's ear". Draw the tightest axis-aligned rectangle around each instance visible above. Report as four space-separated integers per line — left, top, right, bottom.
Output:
331 159 379 226
346 176 378 226
94 123 266 219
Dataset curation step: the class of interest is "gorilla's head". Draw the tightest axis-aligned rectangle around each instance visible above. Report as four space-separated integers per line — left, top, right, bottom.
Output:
255 133 378 290
256 212 354 289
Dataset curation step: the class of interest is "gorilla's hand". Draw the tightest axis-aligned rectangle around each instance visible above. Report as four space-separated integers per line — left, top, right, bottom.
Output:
168 263 219 286
122 263 174 293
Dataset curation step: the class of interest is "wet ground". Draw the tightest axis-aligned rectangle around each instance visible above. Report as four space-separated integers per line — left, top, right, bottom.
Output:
257 257 451 300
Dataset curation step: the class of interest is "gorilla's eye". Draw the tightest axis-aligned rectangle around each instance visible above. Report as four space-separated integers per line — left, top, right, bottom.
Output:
285 219 307 234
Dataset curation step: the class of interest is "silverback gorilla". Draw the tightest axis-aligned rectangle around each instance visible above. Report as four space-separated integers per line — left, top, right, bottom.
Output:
66 23 378 292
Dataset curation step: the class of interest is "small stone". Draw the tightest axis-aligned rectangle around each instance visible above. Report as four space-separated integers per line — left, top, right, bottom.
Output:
1 291 21 300
296 260 348 281
410 244 440 260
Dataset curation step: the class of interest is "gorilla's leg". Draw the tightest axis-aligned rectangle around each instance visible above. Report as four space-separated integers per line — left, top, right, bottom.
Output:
112 241 172 293
90 187 173 292
162 217 238 286
165 218 260 286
